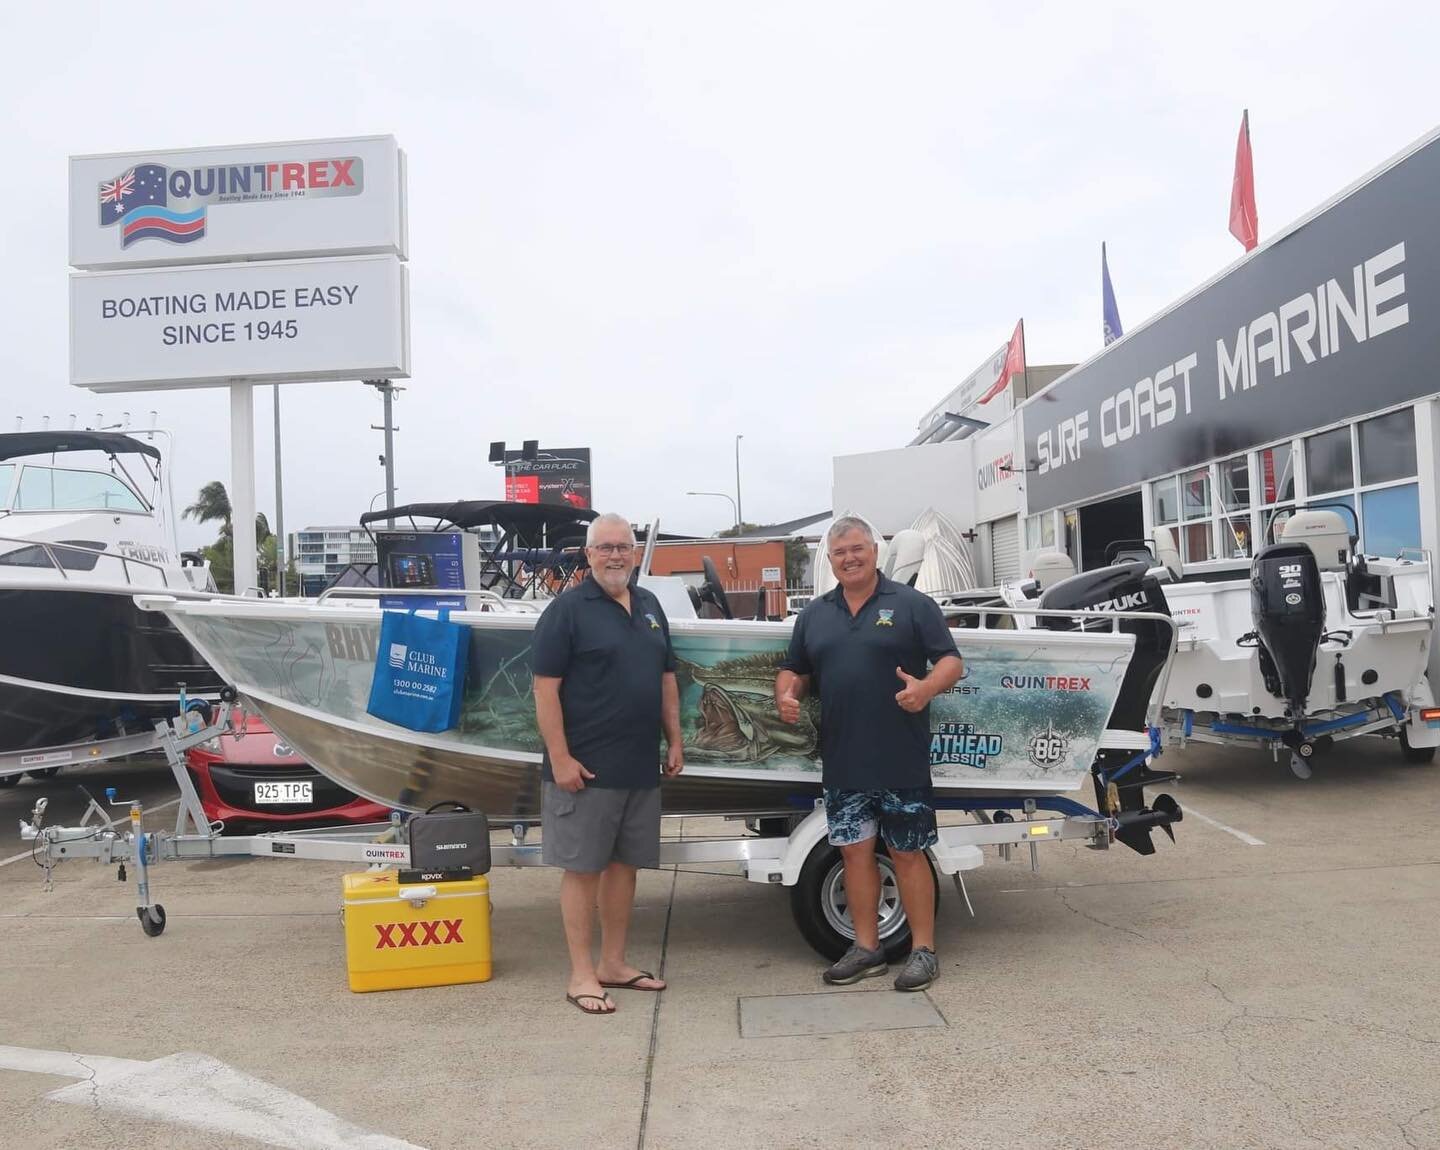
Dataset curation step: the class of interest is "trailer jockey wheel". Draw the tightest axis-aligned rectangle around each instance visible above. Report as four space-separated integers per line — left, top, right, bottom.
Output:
138 904 166 937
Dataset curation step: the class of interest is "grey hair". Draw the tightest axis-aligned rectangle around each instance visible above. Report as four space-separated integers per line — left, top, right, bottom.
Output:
826 515 876 547
585 512 637 547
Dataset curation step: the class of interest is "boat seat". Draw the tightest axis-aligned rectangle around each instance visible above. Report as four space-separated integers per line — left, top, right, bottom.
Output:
1151 526 1182 581
1028 551 1074 590
1280 510 1351 571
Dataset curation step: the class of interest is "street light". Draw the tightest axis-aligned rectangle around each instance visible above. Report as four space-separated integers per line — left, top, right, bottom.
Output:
734 434 744 531
686 491 738 535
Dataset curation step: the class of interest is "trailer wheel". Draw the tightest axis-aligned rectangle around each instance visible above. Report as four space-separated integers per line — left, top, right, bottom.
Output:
789 841 938 962
28 767 60 780
1399 727 1437 764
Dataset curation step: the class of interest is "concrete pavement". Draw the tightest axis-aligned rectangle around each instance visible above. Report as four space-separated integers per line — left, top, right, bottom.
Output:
0 740 1437 1149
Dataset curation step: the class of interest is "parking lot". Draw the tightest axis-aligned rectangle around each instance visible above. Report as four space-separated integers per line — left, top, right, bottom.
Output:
1 739 1438 1150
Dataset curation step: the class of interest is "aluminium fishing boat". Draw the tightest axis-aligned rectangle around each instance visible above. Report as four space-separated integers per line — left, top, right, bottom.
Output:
139 545 1184 853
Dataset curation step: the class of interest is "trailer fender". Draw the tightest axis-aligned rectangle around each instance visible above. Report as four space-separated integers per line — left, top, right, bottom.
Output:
1404 675 1440 748
744 805 829 885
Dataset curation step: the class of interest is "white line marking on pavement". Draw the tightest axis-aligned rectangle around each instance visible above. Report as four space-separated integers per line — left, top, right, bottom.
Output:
0 797 180 869
0 1044 426 1149
1183 806 1266 846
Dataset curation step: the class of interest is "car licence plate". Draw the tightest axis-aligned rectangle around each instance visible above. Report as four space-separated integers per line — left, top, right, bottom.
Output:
254 781 313 805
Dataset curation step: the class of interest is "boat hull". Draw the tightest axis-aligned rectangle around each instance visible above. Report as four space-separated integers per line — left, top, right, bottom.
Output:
0 587 224 752
155 601 1142 820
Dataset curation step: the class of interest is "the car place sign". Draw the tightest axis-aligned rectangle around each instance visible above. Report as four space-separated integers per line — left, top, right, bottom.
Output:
70 135 407 270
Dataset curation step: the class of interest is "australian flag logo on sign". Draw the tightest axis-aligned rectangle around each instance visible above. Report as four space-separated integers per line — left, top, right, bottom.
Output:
99 165 206 248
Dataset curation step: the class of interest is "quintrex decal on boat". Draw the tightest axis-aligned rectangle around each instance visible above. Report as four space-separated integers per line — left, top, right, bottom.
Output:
179 614 1134 790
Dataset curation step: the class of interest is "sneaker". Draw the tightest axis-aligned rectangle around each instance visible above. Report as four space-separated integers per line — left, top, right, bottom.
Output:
822 944 889 985
893 946 938 992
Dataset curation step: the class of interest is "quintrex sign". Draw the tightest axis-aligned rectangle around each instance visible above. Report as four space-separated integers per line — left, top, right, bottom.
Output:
1024 131 1440 512
70 135 405 270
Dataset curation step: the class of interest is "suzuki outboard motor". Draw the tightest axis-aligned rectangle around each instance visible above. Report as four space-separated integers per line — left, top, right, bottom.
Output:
1038 560 1181 855
1248 542 1325 723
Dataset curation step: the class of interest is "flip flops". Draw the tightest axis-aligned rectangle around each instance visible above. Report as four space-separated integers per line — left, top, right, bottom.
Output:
599 971 666 992
566 992 615 1015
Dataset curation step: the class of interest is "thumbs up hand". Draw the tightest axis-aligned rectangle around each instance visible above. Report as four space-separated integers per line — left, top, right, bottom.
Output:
894 667 930 713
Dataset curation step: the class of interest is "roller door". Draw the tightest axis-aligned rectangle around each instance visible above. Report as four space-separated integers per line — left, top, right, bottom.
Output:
989 516 1020 584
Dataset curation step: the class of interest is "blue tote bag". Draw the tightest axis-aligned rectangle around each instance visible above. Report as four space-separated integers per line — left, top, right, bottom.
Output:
366 609 471 733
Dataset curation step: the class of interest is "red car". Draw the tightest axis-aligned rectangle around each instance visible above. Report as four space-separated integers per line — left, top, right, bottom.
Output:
185 714 390 830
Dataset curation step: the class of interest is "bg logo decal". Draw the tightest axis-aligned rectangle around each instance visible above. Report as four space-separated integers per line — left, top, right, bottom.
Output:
374 919 465 949
1027 721 1070 770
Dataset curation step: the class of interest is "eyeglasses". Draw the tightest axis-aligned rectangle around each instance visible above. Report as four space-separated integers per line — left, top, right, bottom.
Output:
589 543 635 556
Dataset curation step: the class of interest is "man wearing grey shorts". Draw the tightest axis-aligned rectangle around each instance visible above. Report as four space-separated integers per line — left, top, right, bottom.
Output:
531 512 684 1015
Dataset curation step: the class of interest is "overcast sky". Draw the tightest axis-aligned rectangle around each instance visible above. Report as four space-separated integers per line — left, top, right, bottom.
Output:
3 2 1438 547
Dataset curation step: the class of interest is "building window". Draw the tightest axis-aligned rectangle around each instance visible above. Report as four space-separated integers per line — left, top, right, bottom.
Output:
1152 477 1179 527
1331 408 1420 556
1217 455 1252 558
1304 426 1354 495
1025 513 1055 552
1179 468 1212 563
1358 407 1418 485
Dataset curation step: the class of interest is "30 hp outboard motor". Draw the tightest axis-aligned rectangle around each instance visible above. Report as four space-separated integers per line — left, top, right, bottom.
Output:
1247 542 1325 723
1038 560 1182 855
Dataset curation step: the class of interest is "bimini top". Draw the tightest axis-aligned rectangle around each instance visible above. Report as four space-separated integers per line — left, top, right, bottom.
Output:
0 431 162 464
359 500 597 534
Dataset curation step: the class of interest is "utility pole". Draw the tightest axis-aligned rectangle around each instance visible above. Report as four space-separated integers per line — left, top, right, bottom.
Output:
366 380 402 528
734 433 744 534
273 385 285 597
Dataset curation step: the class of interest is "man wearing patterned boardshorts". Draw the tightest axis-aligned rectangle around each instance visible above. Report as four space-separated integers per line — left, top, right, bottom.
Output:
532 512 684 1017
775 516 964 991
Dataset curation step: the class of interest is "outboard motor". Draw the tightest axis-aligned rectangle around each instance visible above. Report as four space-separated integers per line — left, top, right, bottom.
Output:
1037 560 1181 855
1247 542 1325 725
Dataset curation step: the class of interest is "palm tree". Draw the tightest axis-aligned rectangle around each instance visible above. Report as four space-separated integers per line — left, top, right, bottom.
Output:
183 481 233 539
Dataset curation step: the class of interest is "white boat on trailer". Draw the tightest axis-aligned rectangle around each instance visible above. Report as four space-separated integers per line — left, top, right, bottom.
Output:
0 430 222 785
18 538 1187 959
954 507 1440 779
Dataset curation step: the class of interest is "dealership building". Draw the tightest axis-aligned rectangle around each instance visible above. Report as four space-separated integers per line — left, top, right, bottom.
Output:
835 125 1440 643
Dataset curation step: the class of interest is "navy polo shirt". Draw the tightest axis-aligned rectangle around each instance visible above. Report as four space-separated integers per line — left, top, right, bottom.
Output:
530 577 676 790
779 574 960 791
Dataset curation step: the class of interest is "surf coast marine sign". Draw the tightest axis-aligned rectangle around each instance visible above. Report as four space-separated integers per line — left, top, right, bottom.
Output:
1023 131 1440 512
71 135 406 270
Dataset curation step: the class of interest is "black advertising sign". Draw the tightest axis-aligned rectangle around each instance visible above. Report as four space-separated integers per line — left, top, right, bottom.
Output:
1025 133 1440 512
503 448 592 509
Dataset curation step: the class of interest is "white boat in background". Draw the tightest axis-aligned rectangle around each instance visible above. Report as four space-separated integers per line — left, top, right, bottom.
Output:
0 431 222 781
955 509 1440 777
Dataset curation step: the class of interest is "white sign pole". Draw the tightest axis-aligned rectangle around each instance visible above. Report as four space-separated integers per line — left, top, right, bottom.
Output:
230 384 257 594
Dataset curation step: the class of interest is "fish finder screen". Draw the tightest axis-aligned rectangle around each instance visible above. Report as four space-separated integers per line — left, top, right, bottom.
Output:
389 554 436 587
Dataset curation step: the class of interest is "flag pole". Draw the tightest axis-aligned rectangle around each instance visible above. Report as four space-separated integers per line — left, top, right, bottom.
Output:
1020 317 1030 398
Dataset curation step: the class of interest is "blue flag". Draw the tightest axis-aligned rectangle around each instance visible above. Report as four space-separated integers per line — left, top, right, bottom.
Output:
1102 242 1123 345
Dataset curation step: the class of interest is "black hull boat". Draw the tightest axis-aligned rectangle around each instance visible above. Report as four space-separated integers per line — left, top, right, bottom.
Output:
0 586 223 753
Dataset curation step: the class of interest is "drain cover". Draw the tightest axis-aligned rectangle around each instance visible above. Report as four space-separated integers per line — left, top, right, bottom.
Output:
738 990 946 1039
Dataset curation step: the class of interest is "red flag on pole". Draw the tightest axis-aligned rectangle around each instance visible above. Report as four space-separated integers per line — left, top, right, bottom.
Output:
1229 109 1258 252
978 319 1026 405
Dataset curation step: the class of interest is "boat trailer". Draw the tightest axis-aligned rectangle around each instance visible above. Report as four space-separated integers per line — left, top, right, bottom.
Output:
16 697 1170 959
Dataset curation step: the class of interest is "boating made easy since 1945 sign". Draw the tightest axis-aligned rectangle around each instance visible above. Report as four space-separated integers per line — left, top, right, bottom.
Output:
70 254 410 391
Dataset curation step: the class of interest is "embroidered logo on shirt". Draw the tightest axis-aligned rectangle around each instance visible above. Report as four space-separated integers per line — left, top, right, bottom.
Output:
876 609 894 626
645 612 661 630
